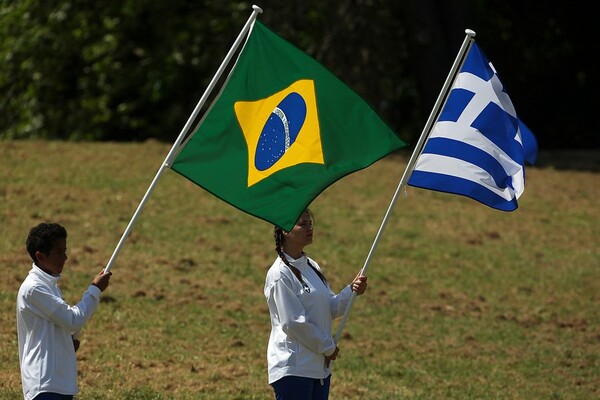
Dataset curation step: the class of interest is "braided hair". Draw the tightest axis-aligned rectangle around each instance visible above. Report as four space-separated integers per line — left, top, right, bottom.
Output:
273 209 327 289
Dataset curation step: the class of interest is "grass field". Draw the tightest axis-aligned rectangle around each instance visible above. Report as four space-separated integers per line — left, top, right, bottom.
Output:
0 140 598 399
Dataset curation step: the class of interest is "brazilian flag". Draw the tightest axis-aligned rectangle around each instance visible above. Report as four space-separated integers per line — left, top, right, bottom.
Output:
171 20 406 231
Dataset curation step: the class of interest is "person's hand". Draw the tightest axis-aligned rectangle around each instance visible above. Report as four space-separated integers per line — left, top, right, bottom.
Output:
324 346 339 368
92 270 112 292
351 274 367 295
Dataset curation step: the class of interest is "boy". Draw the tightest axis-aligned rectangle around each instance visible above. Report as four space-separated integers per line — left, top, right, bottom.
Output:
16 222 112 400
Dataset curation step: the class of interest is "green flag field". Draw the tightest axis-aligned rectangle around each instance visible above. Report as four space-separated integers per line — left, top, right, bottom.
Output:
0 141 598 399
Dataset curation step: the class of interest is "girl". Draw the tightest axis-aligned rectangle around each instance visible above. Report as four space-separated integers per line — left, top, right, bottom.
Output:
264 209 367 400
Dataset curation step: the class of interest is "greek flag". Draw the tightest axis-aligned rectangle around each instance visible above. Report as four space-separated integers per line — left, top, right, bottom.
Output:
408 42 538 211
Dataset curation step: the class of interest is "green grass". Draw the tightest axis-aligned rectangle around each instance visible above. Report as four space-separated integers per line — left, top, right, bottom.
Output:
1 140 598 399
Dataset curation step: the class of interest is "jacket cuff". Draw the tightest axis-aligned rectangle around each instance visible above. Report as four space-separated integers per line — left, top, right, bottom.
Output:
324 342 336 356
87 284 102 298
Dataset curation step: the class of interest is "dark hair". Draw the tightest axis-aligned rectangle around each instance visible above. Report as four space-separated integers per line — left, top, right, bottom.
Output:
26 223 67 263
273 209 327 287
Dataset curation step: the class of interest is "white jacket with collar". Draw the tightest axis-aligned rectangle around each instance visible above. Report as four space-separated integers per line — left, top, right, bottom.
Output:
264 253 353 384
16 264 101 400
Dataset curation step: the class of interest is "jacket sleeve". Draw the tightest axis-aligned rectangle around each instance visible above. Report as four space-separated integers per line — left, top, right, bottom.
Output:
329 284 354 320
28 284 101 332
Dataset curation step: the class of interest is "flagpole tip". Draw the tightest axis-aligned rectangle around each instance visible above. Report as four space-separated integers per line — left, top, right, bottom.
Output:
465 29 476 37
252 5 263 13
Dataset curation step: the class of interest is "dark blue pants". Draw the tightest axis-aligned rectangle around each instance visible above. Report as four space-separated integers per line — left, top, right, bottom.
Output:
34 393 74 400
271 375 331 400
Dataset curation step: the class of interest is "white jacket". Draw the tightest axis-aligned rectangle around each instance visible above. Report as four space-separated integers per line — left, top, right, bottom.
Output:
16 264 101 400
264 253 353 384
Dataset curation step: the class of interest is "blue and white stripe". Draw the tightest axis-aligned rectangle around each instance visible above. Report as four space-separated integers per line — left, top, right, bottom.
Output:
408 42 538 211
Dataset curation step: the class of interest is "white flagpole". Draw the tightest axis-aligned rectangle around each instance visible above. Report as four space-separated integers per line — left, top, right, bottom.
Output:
103 5 264 273
333 29 477 344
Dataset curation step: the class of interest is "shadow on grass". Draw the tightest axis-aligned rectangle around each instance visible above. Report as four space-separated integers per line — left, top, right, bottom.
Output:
534 150 600 172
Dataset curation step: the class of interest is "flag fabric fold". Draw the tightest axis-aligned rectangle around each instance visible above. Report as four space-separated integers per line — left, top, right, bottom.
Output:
171 20 406 230
408 42 538 211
